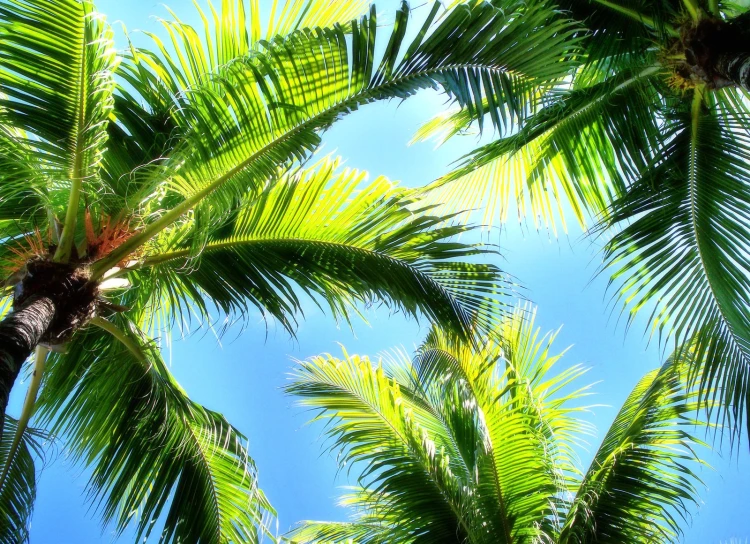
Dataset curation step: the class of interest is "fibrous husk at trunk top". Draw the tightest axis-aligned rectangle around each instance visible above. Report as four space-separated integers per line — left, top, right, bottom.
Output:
13 259 98 348
667 15 750 89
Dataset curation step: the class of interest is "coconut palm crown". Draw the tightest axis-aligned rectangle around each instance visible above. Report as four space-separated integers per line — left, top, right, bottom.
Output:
286 307 710 544
0 0 580 541
419 0 750 439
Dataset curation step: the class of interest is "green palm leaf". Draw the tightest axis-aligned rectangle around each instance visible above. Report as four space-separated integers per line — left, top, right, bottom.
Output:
413 308 590 542
285 308 708 543
286 306 590 543
131 157 505 338
559 344 709 543
286 349 482 543
36 318 275 543
419 64 664 231
0 416 46 544
0 0 118 261
92 0 578 275
102 0 371 212
408 0 750 443
604 88 750 436
0 128 46 226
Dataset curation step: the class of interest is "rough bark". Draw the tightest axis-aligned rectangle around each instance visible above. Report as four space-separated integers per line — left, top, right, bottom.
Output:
682 15 750 90
713 51 750 91
0 296 56 444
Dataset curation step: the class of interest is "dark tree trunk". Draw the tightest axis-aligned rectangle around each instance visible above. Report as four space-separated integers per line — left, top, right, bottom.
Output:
682 15 750 91
713 51 750 91
0 296 55 444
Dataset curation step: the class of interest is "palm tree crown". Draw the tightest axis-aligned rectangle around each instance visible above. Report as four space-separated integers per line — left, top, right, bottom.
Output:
286 307 709 543
421 0 750 439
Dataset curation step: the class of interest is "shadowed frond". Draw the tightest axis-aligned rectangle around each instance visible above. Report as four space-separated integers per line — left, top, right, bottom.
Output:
132 157 506 338
604 88 750 439
0 417 46 544
552 0 678 76
36 318 275 543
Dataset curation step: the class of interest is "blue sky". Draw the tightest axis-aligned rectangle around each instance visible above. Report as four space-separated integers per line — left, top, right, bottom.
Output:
7 0 750 542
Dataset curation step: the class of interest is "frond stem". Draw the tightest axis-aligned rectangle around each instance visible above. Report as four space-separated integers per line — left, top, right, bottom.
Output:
54 25 90 264
54 179 82 263
681 0 702 21
591 0 679 36
89 317 146 362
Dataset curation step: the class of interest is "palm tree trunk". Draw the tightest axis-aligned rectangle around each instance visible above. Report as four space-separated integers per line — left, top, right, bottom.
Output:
713 51 750 91
682 15 750 91
0 296 55 444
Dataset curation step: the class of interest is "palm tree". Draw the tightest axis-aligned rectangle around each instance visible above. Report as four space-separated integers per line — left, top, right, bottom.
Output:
286 307 710 543
0 0 579 540
418 0 750 438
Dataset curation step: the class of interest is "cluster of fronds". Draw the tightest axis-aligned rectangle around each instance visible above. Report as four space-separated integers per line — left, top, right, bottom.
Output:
286 308 710 543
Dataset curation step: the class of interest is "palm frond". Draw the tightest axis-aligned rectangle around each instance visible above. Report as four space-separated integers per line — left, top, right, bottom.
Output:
286 349 483 543
284 520 397 544
0 416 46 544
153 0 371 90
286 306 590 543
0 0 118 257
552 0 678 78
604 88 750 438
413 307 590 541
0 131 46 228
559 343 709 543
36 318 275 543
133 157 506 339
103 0 370 214
421 64 664 231
285 488 413 543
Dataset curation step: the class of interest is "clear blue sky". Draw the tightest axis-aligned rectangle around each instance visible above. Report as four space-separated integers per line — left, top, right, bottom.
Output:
8 1 750 542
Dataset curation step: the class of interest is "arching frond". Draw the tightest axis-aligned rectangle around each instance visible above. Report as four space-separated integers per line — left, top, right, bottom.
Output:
152 0 371 91
102 0 370 214
93 0 578 274
0 417 46 544
413 307 590 541
559 345 709 544
286 349 481 543
0 0 117 177
286 308 708 543
36 319 275 544
552 0 678 77
131 157 506 338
